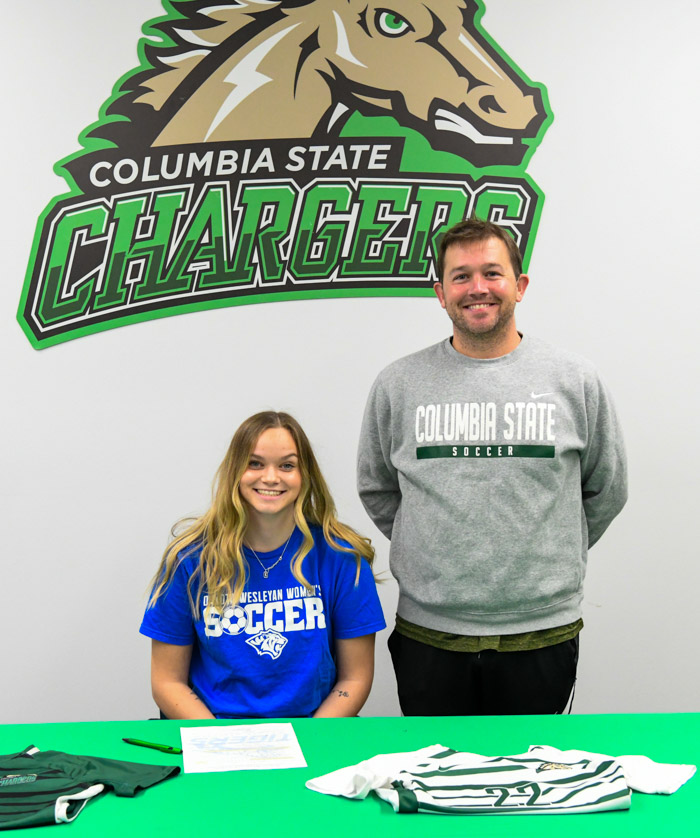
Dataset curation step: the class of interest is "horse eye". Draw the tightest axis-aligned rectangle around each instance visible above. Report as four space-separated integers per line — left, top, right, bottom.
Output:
375 9 413 38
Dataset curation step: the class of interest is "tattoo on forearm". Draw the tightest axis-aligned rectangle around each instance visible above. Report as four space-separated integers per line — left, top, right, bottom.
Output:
332 689 350 698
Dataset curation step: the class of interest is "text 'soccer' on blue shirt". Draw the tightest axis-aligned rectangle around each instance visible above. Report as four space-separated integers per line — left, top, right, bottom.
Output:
140 526 385 718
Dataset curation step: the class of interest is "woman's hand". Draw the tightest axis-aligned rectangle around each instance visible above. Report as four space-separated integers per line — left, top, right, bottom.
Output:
151 639 216 720
312 634 376 718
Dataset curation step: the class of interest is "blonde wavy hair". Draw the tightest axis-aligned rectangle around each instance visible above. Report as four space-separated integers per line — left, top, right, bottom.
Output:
148 411 374 615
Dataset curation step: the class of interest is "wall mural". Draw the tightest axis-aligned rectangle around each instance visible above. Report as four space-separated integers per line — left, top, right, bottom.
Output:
17 0 551 348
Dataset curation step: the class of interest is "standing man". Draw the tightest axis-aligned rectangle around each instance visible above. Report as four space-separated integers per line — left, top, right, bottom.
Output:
358 218 627 716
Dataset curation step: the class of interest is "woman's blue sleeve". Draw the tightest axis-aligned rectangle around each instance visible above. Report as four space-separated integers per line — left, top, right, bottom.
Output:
139 559 197 645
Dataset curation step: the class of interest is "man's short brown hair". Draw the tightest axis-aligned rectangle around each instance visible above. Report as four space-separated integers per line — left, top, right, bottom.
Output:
436 218 523 281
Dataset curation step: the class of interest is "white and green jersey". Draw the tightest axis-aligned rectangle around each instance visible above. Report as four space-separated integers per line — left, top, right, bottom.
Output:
374 745 630 815
308 743 695 815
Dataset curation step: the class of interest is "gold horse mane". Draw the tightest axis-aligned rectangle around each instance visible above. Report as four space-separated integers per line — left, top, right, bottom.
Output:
96 0 544 166
135 2 269 112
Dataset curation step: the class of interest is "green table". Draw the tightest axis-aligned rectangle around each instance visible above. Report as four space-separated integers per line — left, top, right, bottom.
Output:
2 714 697 835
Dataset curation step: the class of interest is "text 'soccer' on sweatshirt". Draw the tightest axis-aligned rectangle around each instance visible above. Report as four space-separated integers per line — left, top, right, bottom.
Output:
358 336 628 635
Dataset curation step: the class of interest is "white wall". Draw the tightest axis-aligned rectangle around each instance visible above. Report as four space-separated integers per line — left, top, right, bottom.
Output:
2 1 698 723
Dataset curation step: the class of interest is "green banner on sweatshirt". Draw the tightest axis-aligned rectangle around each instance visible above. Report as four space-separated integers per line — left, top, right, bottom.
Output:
417 445 555 460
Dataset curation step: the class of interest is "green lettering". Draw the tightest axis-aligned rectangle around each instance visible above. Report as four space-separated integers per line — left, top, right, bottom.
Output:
97 190 187 307
400 184 470 276
37 204 109 325
341 184 411 276
93 195 146 309
226 183 297 285
134 186 223 300
474 187 527 229
289 183 352 280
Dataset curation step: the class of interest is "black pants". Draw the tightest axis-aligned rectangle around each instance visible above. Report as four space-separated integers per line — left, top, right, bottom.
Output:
388 630 579 716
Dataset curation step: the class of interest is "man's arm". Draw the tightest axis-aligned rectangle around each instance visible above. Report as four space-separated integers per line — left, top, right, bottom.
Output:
581 373 628 547
357 377 400 539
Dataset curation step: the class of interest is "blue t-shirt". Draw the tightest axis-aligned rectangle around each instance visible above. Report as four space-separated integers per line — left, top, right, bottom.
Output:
140 525 385 718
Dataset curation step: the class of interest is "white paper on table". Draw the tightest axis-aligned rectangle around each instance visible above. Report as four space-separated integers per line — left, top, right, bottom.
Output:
180 723 307 774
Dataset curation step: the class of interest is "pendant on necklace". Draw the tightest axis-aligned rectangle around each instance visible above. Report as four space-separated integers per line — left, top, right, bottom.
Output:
263 570 269 578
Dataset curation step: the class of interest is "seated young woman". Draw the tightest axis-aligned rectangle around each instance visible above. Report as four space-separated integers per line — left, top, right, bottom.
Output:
140 410 385 719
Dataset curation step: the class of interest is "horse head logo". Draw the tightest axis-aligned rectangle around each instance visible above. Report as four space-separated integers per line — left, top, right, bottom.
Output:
99 0 547 167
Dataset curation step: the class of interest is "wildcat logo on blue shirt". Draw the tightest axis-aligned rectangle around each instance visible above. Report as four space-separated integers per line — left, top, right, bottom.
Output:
246 630 288 659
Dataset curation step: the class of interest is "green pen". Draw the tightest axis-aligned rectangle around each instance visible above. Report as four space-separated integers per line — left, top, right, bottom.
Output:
122 738 182 755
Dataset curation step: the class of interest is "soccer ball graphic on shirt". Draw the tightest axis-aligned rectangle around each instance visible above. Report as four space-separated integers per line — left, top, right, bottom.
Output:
220 605 247 635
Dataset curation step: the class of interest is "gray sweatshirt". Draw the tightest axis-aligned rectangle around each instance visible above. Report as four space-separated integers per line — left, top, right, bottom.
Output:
357 335 627 635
